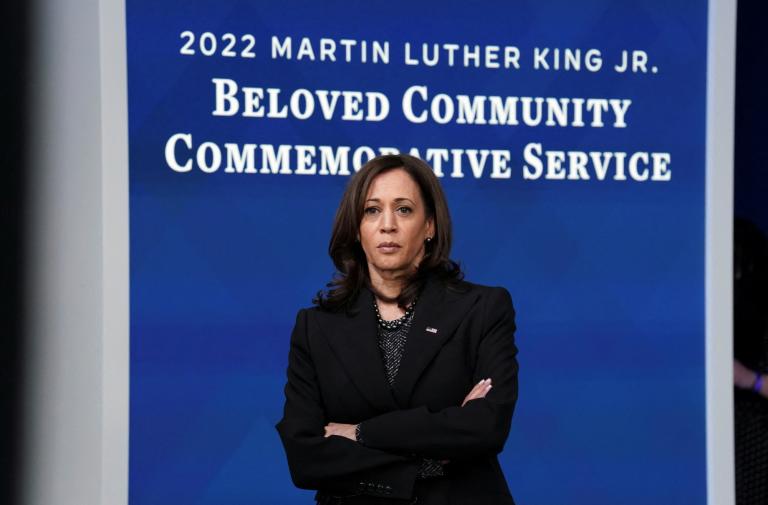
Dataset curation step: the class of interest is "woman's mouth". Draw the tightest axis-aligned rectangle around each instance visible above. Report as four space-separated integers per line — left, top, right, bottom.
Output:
377 242 401 253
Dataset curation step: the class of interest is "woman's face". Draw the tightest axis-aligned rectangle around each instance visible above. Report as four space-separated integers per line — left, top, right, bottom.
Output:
359 168 434 280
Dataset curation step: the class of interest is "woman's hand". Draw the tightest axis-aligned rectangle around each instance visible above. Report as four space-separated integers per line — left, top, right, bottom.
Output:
324 422 357 441
461 378 492 406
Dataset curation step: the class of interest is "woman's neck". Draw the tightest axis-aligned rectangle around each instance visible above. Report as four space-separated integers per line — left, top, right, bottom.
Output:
367 266 408 301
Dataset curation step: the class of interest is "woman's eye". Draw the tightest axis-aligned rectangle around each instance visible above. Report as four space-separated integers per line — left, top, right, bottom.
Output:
364 206 411 215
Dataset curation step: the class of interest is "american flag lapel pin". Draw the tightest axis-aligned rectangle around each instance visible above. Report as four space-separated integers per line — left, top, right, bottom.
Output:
426 326 438 334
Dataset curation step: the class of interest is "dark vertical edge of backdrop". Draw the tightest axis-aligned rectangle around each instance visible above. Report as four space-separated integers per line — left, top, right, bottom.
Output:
0 0 29 504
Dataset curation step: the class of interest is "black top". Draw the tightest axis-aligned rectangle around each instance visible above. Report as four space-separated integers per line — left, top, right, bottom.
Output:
358 297 444 479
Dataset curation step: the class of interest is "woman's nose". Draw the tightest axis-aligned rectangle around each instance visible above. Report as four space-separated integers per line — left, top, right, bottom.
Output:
380 211 396 231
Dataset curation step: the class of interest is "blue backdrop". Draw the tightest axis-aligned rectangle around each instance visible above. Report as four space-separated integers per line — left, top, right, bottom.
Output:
127 1 708 503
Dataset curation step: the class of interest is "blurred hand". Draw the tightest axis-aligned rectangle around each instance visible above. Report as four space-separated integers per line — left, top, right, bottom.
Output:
734 359 757 389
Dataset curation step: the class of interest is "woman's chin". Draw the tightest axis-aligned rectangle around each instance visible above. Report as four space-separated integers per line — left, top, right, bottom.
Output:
370 261 409 274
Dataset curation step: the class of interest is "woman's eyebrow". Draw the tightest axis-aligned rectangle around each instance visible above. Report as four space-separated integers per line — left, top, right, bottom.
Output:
365 197 415 203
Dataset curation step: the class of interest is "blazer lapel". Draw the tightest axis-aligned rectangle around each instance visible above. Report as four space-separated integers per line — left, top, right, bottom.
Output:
315 287 399 412
391 276 480 408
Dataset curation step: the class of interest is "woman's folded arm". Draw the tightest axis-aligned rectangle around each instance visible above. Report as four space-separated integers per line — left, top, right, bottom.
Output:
356 288 518 460
275 309 421 499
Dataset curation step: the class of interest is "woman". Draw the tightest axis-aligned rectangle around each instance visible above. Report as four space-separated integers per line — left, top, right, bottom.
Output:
276 154 519 504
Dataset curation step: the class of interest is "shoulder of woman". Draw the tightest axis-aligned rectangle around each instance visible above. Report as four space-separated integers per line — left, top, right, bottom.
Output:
445 277 512 300
291 305 324 326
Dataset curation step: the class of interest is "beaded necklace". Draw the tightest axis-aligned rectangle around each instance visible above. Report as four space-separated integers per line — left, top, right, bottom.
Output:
372 297 418 330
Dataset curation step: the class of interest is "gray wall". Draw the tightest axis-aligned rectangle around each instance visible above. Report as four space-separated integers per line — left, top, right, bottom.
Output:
22 0 128 504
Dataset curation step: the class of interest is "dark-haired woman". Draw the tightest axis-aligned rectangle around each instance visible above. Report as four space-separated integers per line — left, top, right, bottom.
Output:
276 154 519 505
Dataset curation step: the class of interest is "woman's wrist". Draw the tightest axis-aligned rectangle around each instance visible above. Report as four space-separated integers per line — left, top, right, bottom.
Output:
354 423 363 444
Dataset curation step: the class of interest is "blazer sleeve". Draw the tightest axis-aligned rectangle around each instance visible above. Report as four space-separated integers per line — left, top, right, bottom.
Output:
275 308 421 500
357 287 518 461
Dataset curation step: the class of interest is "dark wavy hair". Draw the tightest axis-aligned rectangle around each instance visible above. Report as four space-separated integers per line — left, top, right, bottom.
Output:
313 154 464 313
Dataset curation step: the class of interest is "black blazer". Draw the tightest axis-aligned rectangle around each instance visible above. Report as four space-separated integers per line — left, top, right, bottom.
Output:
276 274 518 505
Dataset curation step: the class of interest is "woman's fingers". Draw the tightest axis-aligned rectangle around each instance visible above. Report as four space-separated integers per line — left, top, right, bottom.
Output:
461 378 492 406
468 379 491 399
324 422 340 437
461 382 488 406
470 378 491 395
